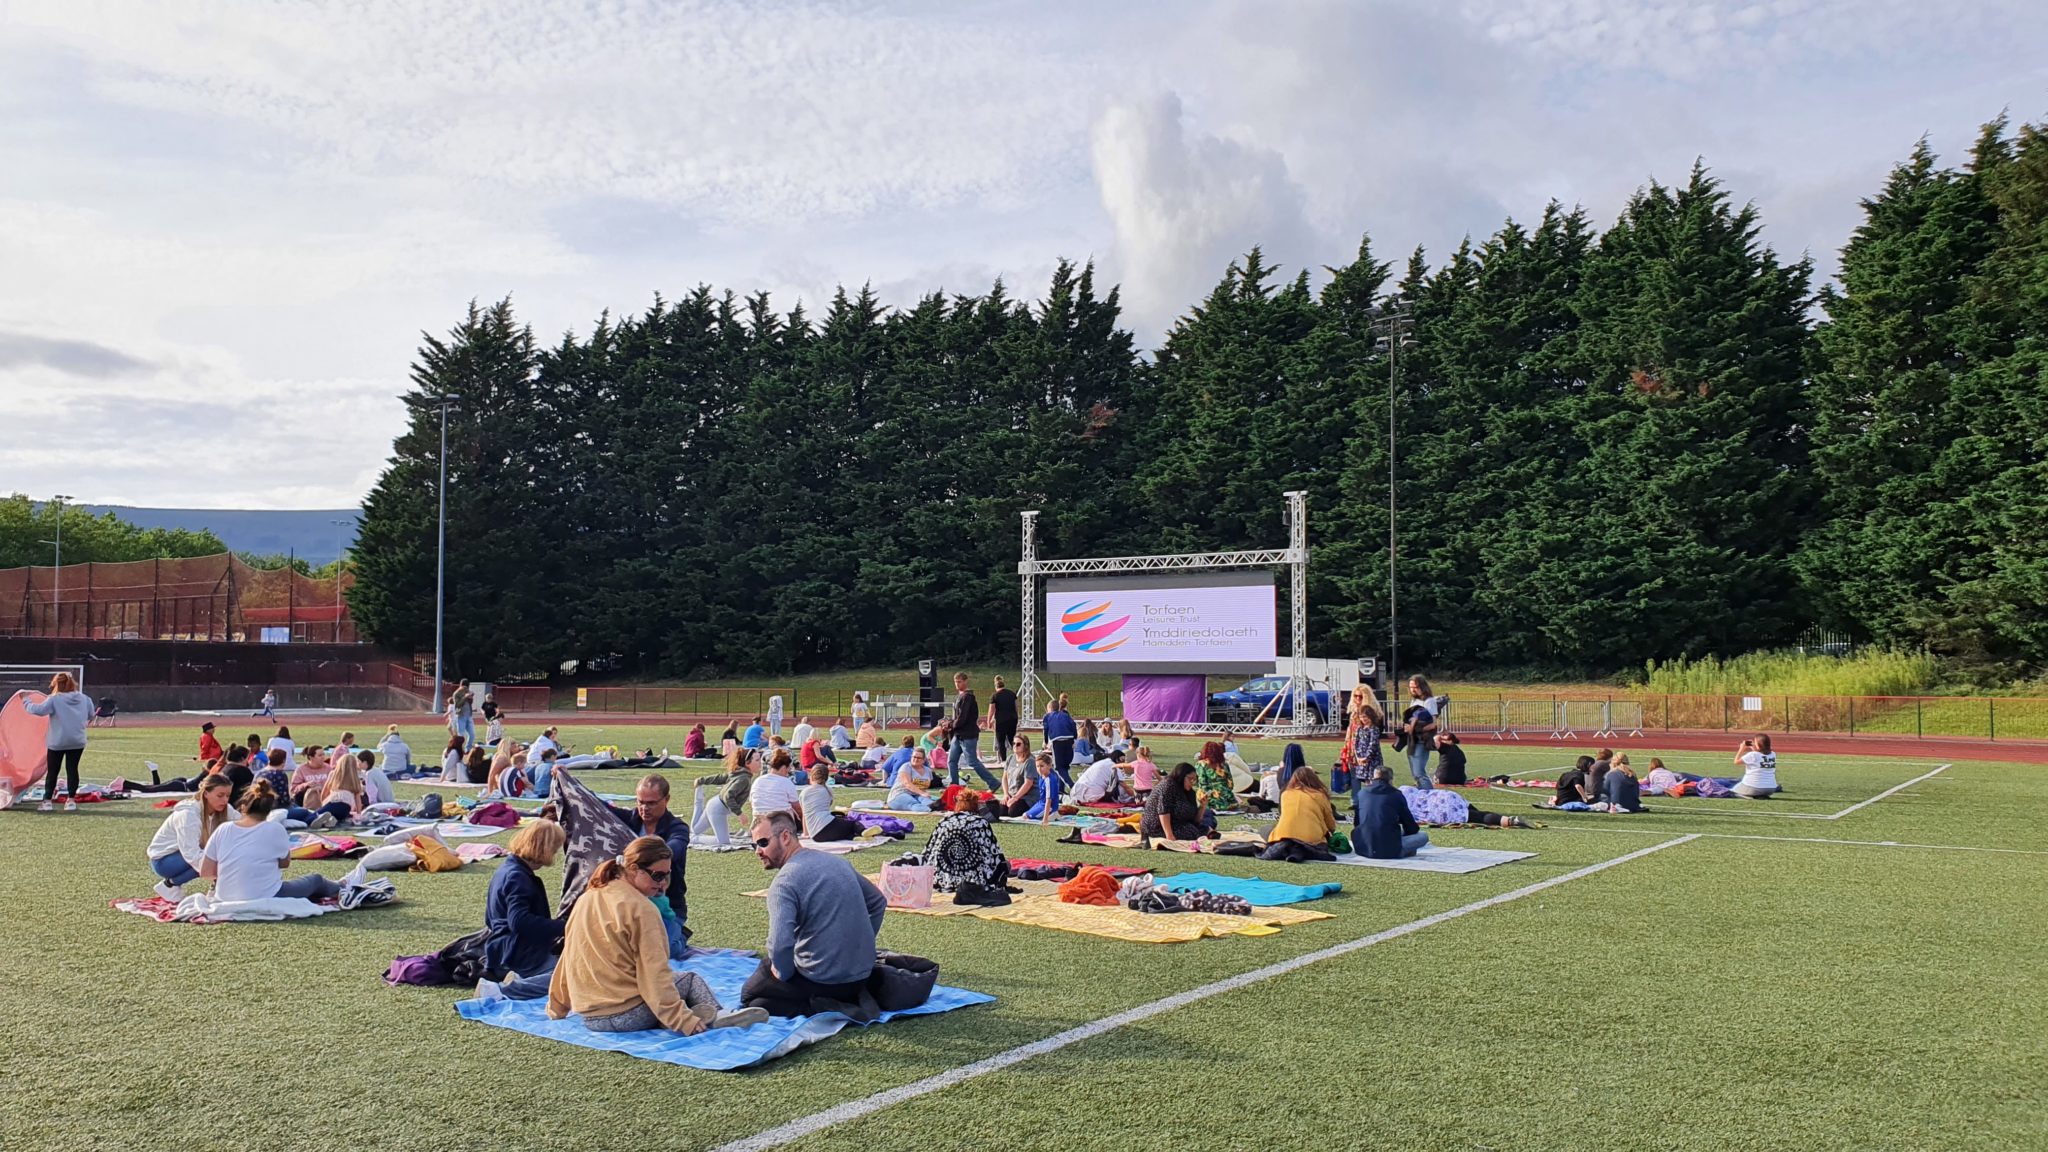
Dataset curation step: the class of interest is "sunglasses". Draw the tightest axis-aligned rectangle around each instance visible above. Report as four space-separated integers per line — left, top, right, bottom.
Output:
752 836 778 849
645 868 671 881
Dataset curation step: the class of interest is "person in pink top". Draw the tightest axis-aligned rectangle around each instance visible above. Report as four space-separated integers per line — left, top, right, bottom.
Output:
1129 743 1160 798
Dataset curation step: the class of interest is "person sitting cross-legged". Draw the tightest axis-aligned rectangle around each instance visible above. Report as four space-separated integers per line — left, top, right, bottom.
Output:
200 780 342 903
800 764 864 843
1261 765 1338 862
543 836 766 1033
475 819 570 1001
741 812 887 1018
1354 766 1429 859
887 747 935 812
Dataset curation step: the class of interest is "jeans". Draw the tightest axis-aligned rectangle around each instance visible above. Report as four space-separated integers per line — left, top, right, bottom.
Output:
312 800 353 824
1406 742 1433 791
277 874 341 901
151 853 201 887
887 792 931 812
948 736 998 789
1399 830 1430 858
500 956 557 1000
284 806 319 825
584 972 721 1032
455 715 476 747
530 762 553 799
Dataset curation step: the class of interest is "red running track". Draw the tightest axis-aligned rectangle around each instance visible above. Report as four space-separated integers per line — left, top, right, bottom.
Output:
102 710 2048 764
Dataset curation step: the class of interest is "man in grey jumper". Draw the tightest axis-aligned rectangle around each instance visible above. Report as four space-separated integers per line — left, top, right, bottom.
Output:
741 811 886 1017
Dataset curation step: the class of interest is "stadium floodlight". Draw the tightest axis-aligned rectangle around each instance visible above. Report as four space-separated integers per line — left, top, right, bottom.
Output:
430 396 457 713
47 493 72 637
330 517 352 642
1369 304 1415 696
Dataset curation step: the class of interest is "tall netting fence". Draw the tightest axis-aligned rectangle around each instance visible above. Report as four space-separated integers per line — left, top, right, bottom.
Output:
0 555 355 643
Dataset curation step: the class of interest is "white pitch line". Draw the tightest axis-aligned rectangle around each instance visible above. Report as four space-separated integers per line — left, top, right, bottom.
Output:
1529 826 2048 856
708 834 1700 1152
1823 763 1950 819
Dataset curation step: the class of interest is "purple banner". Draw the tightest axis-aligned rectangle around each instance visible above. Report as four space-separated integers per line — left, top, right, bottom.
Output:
1121 674 1207 725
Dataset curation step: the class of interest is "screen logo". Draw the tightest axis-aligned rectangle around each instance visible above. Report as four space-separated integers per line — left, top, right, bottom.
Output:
1058 600 1129 653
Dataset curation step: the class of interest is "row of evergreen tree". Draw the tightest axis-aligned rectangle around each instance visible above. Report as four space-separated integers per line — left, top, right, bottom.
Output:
351 112 2048 679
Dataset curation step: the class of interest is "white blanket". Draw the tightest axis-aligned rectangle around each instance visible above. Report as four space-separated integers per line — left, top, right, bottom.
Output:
172 894 331 922
1327 846 1535 874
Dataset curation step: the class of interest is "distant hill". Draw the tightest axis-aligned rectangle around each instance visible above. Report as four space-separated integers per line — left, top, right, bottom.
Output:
82 506 363 563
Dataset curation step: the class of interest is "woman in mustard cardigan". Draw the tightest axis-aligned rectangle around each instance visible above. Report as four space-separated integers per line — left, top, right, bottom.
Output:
1261 765 1338 862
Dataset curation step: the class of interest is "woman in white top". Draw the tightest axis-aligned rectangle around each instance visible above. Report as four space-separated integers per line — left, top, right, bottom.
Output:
439 734 466 783
1733 734 1780 798
748 749 803 820
200 780 341 903
376 726 413 777
147 773 234 900
265 725 297 760
22 671 94 812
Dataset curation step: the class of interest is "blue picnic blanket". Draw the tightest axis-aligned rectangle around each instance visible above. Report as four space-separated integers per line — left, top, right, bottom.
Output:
454 951 993 1070
1155 871 1342 905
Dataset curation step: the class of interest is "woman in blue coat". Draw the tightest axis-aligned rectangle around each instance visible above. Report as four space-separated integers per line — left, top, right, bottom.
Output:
478 819 568 1000
1041 693 1078 787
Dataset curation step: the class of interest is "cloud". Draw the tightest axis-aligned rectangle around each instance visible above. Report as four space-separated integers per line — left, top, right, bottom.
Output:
1092 93 1317 335
0 330 151 377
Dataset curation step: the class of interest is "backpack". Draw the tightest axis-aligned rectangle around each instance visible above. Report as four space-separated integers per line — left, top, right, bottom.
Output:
436 928 491 985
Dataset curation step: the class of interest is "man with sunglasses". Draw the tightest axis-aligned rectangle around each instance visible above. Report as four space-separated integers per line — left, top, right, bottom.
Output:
740 811 887 1017
606 774 691 940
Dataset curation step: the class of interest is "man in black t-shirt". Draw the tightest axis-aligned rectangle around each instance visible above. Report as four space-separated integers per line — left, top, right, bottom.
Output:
987 675 1019 759
948 672 998 790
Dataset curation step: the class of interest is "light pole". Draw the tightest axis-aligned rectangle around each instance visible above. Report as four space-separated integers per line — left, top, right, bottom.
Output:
47 493 72 637
329 517 352 642
431 396 455 714
1371 304 1414 705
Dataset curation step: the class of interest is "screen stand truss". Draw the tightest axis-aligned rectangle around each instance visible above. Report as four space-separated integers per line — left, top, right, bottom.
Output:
1019 492 1331 738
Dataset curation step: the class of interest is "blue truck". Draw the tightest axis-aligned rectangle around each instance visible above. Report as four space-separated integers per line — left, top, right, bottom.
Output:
1207 675 1335 725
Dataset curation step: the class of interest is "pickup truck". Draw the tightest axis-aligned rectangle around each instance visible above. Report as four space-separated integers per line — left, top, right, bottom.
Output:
1207 676 1333 725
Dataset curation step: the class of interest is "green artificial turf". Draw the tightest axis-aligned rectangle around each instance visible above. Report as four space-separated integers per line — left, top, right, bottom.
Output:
0 724 2042 1151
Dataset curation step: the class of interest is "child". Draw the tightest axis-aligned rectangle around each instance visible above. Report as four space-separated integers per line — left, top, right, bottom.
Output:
1129 742 1160 799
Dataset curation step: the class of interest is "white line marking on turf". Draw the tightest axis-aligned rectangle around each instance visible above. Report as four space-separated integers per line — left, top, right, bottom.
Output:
1823 763 1950 819
1542 827 2048 855
709 834 1700 1152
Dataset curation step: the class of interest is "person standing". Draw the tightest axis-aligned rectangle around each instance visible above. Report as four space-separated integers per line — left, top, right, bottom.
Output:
449 681 476 750
1340 687 1387 826
23 672 93 812
1401 675 1439 791
947 673 998 790
986 676 1018 765
1042 692 1078 786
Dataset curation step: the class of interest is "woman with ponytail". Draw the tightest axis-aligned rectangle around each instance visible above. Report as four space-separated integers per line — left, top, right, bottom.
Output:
199 780 341 904
539 836 766 1034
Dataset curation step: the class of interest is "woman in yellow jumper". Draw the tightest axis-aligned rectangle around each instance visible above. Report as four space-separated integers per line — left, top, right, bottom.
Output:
1260 765 1339 862
546 836 768 1034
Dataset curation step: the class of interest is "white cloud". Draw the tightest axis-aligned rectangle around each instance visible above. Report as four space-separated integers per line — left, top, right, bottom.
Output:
1092 93 1317 334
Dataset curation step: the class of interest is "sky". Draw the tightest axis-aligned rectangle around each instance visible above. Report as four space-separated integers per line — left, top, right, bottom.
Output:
1 0 2042 509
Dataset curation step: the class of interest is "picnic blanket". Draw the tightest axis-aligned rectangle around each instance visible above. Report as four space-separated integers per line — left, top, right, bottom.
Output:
1326 846 1534 873
454 951 993 1071
1154 872 1341 905
110 883 397 923
1077 829 1270 854
968 898 1331 943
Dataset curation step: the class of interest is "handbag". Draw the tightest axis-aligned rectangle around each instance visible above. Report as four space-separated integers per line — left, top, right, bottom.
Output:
877 860 935 909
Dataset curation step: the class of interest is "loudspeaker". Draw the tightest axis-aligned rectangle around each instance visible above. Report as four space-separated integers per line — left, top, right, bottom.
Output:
917 660 943 729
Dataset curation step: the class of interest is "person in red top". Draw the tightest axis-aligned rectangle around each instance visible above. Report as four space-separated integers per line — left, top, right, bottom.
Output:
196 722 224 765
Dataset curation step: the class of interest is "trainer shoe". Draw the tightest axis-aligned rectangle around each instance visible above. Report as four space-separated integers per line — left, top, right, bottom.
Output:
154 881 185 902
63 799 78 812
710 1006 770 1030
38 801 54 812
474 979 506 1002
309 811 339 830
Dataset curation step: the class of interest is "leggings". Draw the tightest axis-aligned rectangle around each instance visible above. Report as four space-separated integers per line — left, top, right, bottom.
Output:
276 874 341 902
809 814 864 842
44 747 83 798
127 777 201 793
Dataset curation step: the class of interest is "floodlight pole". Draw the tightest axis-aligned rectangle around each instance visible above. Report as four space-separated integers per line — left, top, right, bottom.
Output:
50 493 71 638
432 396 451 714
1372 303 1413 703
330 517 351 642
1019 510 1038 725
